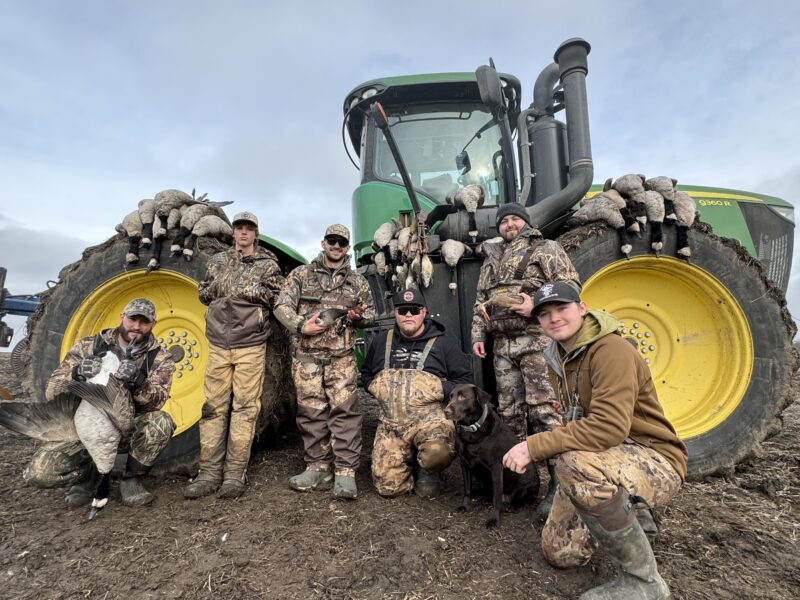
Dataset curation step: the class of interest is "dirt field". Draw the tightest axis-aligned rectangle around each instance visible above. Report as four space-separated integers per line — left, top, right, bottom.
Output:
0 353 798 600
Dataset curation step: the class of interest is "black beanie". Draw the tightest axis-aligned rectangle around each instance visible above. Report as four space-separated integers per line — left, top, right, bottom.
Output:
495 202 531 228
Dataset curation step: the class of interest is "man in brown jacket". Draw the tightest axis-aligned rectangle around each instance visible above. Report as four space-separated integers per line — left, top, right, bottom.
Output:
184 211 284 500
503 282 687 600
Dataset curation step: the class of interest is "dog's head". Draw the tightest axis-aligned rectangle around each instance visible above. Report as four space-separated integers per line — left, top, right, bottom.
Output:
444 383 492 423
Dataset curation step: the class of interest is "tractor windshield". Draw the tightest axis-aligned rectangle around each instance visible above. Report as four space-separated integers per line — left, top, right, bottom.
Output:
370 103 506 205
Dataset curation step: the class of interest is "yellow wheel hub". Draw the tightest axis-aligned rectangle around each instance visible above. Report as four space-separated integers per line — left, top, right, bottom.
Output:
582 256 753 439
61 269 207 435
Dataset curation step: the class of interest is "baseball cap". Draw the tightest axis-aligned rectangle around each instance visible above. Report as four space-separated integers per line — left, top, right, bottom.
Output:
232 211 259 228
392 288 426 308
325 224 350 241
122 298 156 322
533 282 581 315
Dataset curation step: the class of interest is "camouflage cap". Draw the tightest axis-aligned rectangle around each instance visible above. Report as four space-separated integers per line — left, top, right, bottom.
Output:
122 298 156 322
325 224 350 241
232 211 259 228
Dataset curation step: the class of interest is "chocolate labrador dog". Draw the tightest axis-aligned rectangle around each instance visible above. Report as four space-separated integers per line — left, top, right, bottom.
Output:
444 383 540 528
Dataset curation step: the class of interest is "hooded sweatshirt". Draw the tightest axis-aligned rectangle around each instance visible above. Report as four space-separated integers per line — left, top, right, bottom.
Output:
527 309 688 480
360 318 473 399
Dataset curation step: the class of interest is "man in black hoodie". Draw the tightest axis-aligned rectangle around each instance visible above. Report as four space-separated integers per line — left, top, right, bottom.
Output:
361 288 473 497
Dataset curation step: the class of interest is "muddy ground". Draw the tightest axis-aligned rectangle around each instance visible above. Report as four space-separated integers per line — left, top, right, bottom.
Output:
0 353 798 600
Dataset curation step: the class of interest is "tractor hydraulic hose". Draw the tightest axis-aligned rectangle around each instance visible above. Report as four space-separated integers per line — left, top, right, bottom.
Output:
527 38 593 230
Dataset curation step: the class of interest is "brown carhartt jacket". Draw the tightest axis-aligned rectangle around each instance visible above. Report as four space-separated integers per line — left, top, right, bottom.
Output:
527 309 688 480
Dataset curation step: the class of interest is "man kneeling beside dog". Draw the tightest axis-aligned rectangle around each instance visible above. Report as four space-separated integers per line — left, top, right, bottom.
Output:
502 282 687 600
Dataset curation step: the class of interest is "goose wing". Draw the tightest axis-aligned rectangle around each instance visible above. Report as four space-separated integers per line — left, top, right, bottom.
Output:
0 397 81 441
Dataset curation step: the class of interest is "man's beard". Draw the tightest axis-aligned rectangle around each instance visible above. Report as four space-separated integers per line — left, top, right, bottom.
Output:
118 326 144 345
398 320 423 337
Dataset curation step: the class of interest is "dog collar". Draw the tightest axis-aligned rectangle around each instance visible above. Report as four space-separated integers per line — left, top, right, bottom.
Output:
458 402 489 433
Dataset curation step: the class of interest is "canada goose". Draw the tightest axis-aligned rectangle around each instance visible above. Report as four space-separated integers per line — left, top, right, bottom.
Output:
567 193 634 258
673 190 699 258
646 176 679 224
0 353 135 520
452 184 485 242
440 239 473 293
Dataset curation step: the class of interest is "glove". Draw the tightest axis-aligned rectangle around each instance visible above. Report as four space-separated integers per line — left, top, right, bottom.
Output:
113 359 139 383
74 357 103 381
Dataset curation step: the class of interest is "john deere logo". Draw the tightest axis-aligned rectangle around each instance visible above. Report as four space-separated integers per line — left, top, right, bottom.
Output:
403 291 414 302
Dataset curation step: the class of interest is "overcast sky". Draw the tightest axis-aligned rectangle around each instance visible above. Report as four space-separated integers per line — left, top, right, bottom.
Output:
1 0 799 347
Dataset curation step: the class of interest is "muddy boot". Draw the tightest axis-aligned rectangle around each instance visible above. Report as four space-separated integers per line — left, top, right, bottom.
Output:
64 467 101 508
577 489 670 600
217 479 246 499
288 469 333 492
184 478 220 499
536 458 557 521
120 456 154 507
414 469 441 498
332 474 358 500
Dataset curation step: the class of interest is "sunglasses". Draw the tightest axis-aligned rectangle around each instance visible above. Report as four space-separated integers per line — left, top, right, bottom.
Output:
325 235 349 248
395 306 422 316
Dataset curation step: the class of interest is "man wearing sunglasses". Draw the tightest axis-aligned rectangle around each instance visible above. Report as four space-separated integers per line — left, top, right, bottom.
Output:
471 202 581 517
360 288 472 498
275 224 374 500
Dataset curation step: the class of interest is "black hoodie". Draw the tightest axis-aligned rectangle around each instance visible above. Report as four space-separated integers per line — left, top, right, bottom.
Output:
360 318 473 399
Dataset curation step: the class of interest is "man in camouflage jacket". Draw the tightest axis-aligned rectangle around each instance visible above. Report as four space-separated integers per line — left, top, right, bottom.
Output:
274 224 374 500
184 211 284 500
25 298 176 509
471 202 581 439
472 202 580 517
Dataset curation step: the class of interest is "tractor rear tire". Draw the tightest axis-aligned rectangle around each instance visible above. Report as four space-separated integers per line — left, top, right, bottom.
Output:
558 221 798 479
21 233 296 476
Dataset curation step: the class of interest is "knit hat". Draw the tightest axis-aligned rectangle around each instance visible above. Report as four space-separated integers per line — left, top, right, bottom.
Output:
495 202 531 228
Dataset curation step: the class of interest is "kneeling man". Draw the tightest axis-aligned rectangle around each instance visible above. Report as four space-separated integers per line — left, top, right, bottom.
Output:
361 289 472 497
503 282 687 600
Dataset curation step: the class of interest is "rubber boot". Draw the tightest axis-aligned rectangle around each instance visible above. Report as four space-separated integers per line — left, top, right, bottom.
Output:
332 474 358 500
64 466 101 508
217 479 246 499
184 479 220 499
576 488 670 600
536 458 557 521
414 468 441 498
120 456 154 507
288 469 333 492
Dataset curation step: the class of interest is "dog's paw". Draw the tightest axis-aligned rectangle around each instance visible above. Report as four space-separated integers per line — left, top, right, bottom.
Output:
456 504 468 514
485 515 500 529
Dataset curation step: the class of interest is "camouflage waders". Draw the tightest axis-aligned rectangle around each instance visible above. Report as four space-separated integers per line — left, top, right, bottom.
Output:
197 342 266 484
292 352 361 477
24 410 176 488
541 442 682 569
368 333 455 496
493 331 560 438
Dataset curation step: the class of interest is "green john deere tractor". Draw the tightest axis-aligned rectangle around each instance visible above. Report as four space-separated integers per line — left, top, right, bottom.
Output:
342 38 796 479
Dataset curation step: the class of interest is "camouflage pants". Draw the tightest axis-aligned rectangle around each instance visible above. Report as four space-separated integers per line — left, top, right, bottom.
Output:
493 332 559 438
541 442 682 569
198 342 266 484
371 414 455 497
292 353 361 477
23 410 176 488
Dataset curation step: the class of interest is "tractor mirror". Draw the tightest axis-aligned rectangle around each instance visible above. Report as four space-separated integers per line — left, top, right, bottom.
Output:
476 64 504 110
456 151 472 175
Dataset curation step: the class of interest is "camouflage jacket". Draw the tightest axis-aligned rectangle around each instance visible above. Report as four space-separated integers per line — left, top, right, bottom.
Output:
45 328 175 413
274 253 375 356
471 227 580 343
199 247 284 349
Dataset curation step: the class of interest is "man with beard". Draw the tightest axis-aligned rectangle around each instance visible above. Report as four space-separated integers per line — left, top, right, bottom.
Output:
24 298 176 508
274 224 374 500
361 288 472 497
471 202 580 516
184 211 284 500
